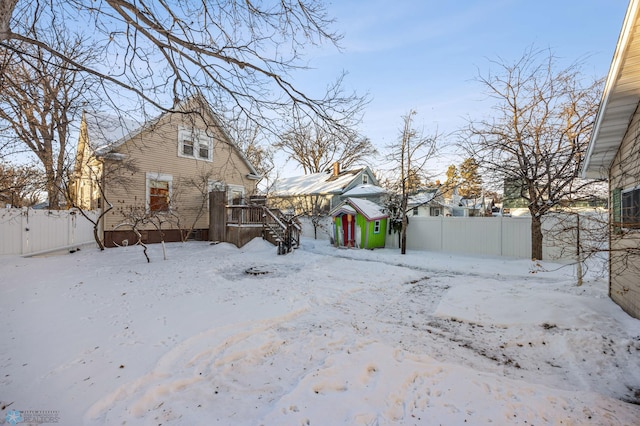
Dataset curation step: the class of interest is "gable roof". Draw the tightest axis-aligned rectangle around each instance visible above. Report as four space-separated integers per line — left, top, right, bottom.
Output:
583 0 640 178
330 197 388 221
81 95 261 178
341 184 387 198
83 111 143 155
271 168 367 196
407 189 440 208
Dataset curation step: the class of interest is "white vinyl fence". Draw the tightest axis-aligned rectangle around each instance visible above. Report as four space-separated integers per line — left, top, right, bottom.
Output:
0 208 99 256
298 212 606 262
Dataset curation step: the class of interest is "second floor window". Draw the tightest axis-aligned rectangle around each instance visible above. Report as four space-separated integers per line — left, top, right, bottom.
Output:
178 127 213 161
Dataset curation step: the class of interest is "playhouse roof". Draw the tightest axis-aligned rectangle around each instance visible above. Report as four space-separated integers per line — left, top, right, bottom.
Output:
330 198 388 221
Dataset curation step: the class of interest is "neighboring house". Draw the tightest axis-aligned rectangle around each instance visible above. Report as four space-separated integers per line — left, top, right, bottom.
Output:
451 195 493 217
329 198 388 249
340 183 387 204
582 0 640 319
407 188 446 217
268 163 381 215
502 177 606 217
72 95 261 246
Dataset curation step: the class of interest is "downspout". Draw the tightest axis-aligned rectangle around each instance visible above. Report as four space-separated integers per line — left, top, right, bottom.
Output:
99 159 106 244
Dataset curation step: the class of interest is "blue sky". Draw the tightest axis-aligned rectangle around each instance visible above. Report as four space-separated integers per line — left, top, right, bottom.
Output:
285 0 629 175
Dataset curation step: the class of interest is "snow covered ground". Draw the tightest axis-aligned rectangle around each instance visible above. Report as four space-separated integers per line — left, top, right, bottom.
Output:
1 237 639 425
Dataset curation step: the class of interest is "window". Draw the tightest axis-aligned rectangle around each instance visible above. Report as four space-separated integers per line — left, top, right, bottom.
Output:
362 174 369 184
430 207 441 216
373 220 381 234
182 138 194 156
621 187 640 228
199 143 210 159
146 173 172 213
178 127 213 161
413 207 419 216
227 184 245 205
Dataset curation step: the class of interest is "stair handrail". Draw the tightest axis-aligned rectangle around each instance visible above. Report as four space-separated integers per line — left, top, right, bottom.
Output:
261 206 287 231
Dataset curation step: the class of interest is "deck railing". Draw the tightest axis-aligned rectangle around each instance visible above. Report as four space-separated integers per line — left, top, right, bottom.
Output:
226 204 300 252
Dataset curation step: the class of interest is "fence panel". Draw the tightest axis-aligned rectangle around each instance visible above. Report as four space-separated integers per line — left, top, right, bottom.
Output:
502 217 532 259
298 214 580 262
0 208 99 256
0 209 24 255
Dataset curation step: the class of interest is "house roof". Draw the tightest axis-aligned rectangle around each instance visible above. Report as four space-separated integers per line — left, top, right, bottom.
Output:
330 197 388 221
407 189 439 208
270 169 366 196
583 0 640 178
84 111 142 155
341 184 386 198
82 95 260 178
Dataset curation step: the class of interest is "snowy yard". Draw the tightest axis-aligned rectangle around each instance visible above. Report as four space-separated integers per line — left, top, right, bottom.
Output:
1 238 639 425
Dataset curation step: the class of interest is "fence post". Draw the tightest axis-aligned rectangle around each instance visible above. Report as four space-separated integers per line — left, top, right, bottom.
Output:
20 208 29 255
69 209 76 246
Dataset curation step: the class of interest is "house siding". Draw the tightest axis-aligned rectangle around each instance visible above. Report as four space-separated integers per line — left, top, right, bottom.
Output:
609 105 640 319
103 112 256 234
74 100 259 246
366 218 387 248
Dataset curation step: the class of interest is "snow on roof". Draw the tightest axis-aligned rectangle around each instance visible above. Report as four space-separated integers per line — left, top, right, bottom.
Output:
330 204 357 217
458 197 489 209
84 111 143 154
341 184 386 197
408 190 439 207
331 197 387 220
271 169 363 196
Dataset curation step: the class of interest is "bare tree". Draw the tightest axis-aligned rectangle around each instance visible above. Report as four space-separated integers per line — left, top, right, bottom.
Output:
224 111 275 183
461 47 604 260
0 161 43 207
169 170 218 243
0 27 99 208
66 148 139 251
386 110 439 254
275 117 377 174
1 1 366 135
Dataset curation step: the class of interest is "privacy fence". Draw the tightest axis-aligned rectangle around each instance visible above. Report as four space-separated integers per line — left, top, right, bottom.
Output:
0 208 99 256
299 212 607 263
1 207 605 262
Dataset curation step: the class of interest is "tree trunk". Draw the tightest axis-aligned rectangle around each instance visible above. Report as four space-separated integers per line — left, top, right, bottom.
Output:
531 215 543 260
400 194 408 255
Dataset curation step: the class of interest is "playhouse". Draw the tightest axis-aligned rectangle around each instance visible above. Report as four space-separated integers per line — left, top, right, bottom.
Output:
329 198 388 249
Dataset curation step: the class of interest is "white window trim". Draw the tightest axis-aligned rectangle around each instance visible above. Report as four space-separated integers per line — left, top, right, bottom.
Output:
146 172 173 213
227 184 245 205
362 174 369 184
373 220 381 234
178 126 214 162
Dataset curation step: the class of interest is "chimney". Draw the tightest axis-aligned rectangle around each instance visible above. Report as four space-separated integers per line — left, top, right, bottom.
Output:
333 162 340 176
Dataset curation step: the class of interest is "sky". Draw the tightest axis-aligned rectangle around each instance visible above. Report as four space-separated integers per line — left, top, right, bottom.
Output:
281 0 630 176
1 235 639 424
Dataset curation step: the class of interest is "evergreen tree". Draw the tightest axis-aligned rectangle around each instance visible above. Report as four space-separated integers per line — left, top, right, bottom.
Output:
459 157 482 198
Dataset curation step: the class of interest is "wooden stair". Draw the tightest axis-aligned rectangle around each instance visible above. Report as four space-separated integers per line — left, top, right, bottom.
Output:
262 207 301 255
